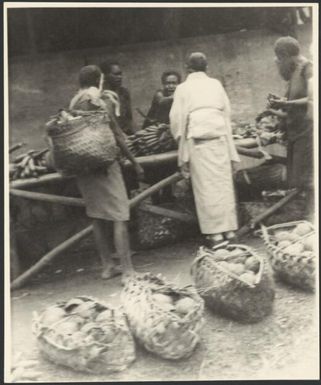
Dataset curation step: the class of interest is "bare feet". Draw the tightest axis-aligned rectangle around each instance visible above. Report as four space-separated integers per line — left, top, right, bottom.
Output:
224 231 236 241
101 264 122 280
111 250 138 261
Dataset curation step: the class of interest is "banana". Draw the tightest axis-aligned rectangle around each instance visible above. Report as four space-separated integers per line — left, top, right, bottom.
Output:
28 157 36 171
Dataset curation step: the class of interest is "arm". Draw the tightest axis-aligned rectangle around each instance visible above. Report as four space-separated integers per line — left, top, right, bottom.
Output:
142 92 160 129
169 86 190 168
108 109 144 180
266 108 288 118
125 91 135 134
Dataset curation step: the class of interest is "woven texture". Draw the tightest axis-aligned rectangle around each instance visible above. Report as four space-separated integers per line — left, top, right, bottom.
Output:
260 221 315 292
133 203 197 250
121 272 204 360
191 245 275 323
47 111 119 175
32 296 136 374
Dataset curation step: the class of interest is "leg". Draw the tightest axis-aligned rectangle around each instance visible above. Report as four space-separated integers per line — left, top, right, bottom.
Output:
114 221 134 274
92 219 120 279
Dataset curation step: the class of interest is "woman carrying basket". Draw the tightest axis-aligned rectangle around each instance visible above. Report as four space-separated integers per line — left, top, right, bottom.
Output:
69 65 144 279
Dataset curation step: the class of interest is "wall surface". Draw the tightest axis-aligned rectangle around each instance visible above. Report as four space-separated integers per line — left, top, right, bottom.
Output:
8 25 312 149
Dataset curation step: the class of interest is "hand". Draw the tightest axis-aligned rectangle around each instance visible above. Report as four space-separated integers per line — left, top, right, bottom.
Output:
180 163 190 179
134 163 145 181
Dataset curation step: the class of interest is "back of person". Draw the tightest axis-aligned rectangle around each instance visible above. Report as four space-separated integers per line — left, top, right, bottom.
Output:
177 73 227 140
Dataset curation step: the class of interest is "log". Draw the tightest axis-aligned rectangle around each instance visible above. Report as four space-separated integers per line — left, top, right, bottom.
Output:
10 189 85 207
236 188 299 238
130 172 182 207
10 172 70 189
10 140 272 190
10 172 183 290
9 152 179 190
139 203 197 223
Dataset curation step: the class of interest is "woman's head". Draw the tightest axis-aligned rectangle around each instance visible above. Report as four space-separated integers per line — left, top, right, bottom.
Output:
274 36 301 80
161 71 181 95
79 65 102 89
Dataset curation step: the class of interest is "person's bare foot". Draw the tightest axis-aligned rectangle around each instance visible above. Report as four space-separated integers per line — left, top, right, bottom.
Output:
224 231 236 241
111 250 138 261
101 264 122 280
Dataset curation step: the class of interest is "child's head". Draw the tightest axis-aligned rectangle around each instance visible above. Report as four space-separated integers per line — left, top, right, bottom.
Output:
79 65 102 89
161 71 181 96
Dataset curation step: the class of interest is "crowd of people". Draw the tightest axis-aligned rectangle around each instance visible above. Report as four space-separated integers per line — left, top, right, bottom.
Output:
58 35 313 280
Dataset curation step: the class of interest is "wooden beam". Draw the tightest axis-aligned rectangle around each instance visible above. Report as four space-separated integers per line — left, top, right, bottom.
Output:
10 172 183 290
10 151 179 189
10 189 85 207
140 204 197 223
236 189 300 238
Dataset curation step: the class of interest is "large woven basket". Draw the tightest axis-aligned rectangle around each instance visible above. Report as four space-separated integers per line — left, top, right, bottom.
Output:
46 111 119 175
191 245 275 323
121 272 204 360
132 202 198 250
260 221 316 291
32 296 136 374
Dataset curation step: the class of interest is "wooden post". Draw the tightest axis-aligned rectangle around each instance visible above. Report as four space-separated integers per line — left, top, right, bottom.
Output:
236 189 299 239
10 172 183 290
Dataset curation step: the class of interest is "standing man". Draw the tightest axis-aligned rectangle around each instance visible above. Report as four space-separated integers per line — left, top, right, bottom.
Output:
100 61 134 135
170 52 240 246
267 36 314 219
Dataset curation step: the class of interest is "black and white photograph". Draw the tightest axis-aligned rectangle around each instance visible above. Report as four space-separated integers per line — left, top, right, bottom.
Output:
4 2 319 382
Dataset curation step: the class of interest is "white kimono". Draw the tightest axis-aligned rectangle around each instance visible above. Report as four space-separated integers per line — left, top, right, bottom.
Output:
170 72 240 234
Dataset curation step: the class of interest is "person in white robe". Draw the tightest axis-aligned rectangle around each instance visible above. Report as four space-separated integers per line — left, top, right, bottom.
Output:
170 52 240 245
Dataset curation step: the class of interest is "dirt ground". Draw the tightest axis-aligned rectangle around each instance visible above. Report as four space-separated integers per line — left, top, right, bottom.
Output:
10 236 319 382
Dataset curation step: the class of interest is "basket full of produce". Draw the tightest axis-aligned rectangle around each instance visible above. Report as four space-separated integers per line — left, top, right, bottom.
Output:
260 221 316 291
32 296 136 373
132 202 197 250
121 272 204 360
191 244 275 323
46 110 119 175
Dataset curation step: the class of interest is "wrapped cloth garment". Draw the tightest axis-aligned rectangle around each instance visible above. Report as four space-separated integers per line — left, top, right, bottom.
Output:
169 72 239 234
188 137 238 234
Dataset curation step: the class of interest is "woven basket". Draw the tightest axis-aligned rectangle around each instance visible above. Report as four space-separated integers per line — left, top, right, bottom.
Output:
132 203 198 250
260 221 316 291
46 111 119 175
32 296 135 374
191 245 275 323
121 272 204 360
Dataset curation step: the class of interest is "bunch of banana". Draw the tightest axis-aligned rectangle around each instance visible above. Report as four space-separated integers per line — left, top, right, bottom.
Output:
10 149 49 180
126 124 177 157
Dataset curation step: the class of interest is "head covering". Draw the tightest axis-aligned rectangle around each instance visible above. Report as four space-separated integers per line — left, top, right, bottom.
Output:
186 52 208 72
274 36 300 58
79 65 102 89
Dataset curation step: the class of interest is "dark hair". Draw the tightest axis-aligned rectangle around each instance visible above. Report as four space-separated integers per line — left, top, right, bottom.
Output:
161 70 181 84
274 36 300 58
187 52 208 72
79 65 101 88
99 60 120 75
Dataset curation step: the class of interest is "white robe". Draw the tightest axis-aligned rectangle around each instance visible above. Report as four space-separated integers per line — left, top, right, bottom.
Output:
169 72 240 234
